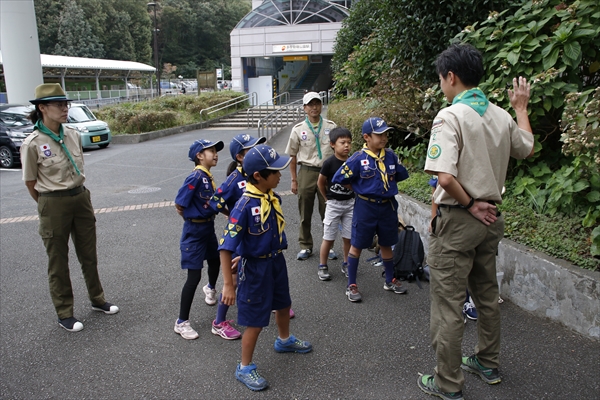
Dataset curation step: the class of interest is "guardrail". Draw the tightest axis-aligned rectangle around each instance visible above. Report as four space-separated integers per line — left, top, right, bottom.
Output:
199 92 257 121
257 91 328 140
246 92 291 128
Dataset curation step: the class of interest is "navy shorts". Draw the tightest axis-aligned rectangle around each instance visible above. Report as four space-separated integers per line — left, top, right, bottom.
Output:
351 197 399 249
180 221 219 269
236 253 292 327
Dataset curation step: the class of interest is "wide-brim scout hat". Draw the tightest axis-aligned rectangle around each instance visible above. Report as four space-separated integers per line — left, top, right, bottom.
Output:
303 91 322 105
229 134 267 161
188 139 224 161
362 117 393 135
30 83 73 104
243 145 291 176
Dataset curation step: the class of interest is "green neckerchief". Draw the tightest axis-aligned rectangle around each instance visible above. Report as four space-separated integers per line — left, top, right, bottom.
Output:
305 116 323 160
34 120 81 175
452 88 489 116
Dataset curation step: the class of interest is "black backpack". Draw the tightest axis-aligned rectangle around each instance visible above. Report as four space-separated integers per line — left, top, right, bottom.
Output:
392 225 425 288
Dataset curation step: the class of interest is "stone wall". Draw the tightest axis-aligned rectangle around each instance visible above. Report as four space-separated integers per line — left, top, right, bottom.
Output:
396 193 600 340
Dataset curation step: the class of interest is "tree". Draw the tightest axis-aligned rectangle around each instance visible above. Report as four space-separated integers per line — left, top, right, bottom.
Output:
54 0 105 58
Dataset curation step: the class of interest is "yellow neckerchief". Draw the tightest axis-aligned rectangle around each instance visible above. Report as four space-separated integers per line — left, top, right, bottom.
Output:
194 165 215 191
244 182 285 242
362 144 389 191
236 165 247 177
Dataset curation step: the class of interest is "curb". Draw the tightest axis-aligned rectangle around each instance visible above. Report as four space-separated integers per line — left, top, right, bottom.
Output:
396 193 600 341
111 117 222 144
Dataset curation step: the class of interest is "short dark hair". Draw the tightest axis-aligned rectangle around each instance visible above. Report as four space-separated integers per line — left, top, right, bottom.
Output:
329 127 352 144
247 168 278 184
435 43 484 87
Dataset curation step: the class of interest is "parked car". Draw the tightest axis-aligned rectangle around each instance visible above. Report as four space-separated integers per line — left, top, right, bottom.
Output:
65 103 111 149
0 104 34 168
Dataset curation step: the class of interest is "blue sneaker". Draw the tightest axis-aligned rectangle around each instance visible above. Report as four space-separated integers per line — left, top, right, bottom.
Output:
274 335 313 353
462 296 478 321
235 363 268 391
328 249 338 260
297 249 312 260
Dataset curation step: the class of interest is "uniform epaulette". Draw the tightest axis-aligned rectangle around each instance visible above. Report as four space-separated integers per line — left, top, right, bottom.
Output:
22 131 39 145
293 121 304 128
235 196 251 211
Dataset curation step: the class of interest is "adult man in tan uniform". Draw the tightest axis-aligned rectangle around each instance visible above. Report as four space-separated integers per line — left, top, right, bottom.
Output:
418 44 534 400
285 92 337 260
21 84 118 332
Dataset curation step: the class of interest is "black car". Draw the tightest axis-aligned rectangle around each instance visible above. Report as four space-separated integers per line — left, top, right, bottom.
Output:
0 105 34 168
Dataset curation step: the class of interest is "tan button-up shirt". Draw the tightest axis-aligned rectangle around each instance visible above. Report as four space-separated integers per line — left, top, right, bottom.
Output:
21 126 86 193
285 117 337 168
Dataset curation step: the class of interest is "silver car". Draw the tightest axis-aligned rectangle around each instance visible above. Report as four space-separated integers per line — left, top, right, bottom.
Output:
66 103 111 148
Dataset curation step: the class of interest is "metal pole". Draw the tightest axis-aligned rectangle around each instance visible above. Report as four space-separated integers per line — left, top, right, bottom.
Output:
148 2 160 96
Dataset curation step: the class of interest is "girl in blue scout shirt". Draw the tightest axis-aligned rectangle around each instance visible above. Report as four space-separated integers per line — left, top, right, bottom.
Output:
332 117 409 302
173 139 224 340
219 145 312 391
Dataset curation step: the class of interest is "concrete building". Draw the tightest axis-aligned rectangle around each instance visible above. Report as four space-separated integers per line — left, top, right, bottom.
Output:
230 0 353 104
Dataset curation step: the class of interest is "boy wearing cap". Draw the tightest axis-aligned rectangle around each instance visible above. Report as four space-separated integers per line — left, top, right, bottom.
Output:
21 83 119 332
207 134 265 340
173 139 224 340
332 117 409 302
285 92 337 261
219 145 312 391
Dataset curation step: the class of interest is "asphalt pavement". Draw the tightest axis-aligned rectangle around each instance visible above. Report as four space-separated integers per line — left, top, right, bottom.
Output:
1 126 598 399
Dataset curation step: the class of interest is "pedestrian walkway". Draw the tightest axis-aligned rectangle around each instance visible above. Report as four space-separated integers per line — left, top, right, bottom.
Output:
0 125 598 399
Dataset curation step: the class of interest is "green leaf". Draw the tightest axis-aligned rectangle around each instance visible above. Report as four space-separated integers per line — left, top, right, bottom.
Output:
564 41 582 61
507 51 520 65
573 180 590 193
544 47 559 70
586 191 600 203
543 97 552 111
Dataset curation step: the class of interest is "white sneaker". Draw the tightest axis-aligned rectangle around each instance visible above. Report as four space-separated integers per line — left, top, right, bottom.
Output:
174 320 199 340
203 284 217 305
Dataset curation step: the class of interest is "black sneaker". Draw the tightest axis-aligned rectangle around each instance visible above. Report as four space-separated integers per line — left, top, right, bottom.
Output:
461 355 501 384
92 302 120 315
318 265 331 281
58 317 84 332
417 374 463 400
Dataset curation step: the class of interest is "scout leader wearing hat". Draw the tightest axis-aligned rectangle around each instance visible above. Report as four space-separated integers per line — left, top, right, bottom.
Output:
285 91 338 261
218 145 312 391
21 83 119 333
331 117 410 303
173 139 225 340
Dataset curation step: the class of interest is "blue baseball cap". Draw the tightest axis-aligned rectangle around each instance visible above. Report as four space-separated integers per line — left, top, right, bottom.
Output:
243 145 291 176
362 117 393 135
188 139 224 161
229 134 267 161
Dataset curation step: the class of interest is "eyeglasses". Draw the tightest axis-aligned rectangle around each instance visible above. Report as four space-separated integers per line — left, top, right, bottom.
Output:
46 102 71 109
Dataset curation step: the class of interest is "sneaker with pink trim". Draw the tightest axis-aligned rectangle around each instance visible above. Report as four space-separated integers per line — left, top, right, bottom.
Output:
211 319 241 340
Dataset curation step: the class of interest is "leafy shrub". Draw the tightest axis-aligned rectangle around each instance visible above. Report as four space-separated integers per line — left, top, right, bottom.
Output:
94 92 249 134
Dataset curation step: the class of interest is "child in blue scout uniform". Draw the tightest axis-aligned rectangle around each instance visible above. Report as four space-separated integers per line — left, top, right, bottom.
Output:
173 139 224 340
219 145 312 391
207 134 265 340
332 117 409 302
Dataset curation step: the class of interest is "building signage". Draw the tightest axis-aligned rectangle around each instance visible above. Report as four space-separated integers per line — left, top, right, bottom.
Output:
283 55 308 61
273 43 311 53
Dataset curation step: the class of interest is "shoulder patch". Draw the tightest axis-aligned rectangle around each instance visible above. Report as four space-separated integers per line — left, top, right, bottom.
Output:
427 144 442 159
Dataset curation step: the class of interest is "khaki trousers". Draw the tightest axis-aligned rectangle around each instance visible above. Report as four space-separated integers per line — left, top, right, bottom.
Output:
427 206 504 393
297 166 326 251
38 189 105 319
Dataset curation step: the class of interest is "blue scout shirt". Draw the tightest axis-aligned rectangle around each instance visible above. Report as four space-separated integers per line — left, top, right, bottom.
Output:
218 194 288 258
332 148 409 197
209 166 247 212
175 168 218 220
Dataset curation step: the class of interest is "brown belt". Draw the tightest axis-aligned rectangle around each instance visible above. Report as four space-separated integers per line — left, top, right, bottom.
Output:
39 186 85 197
188 216 215 223
258 249 283 258
357 194 389 203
